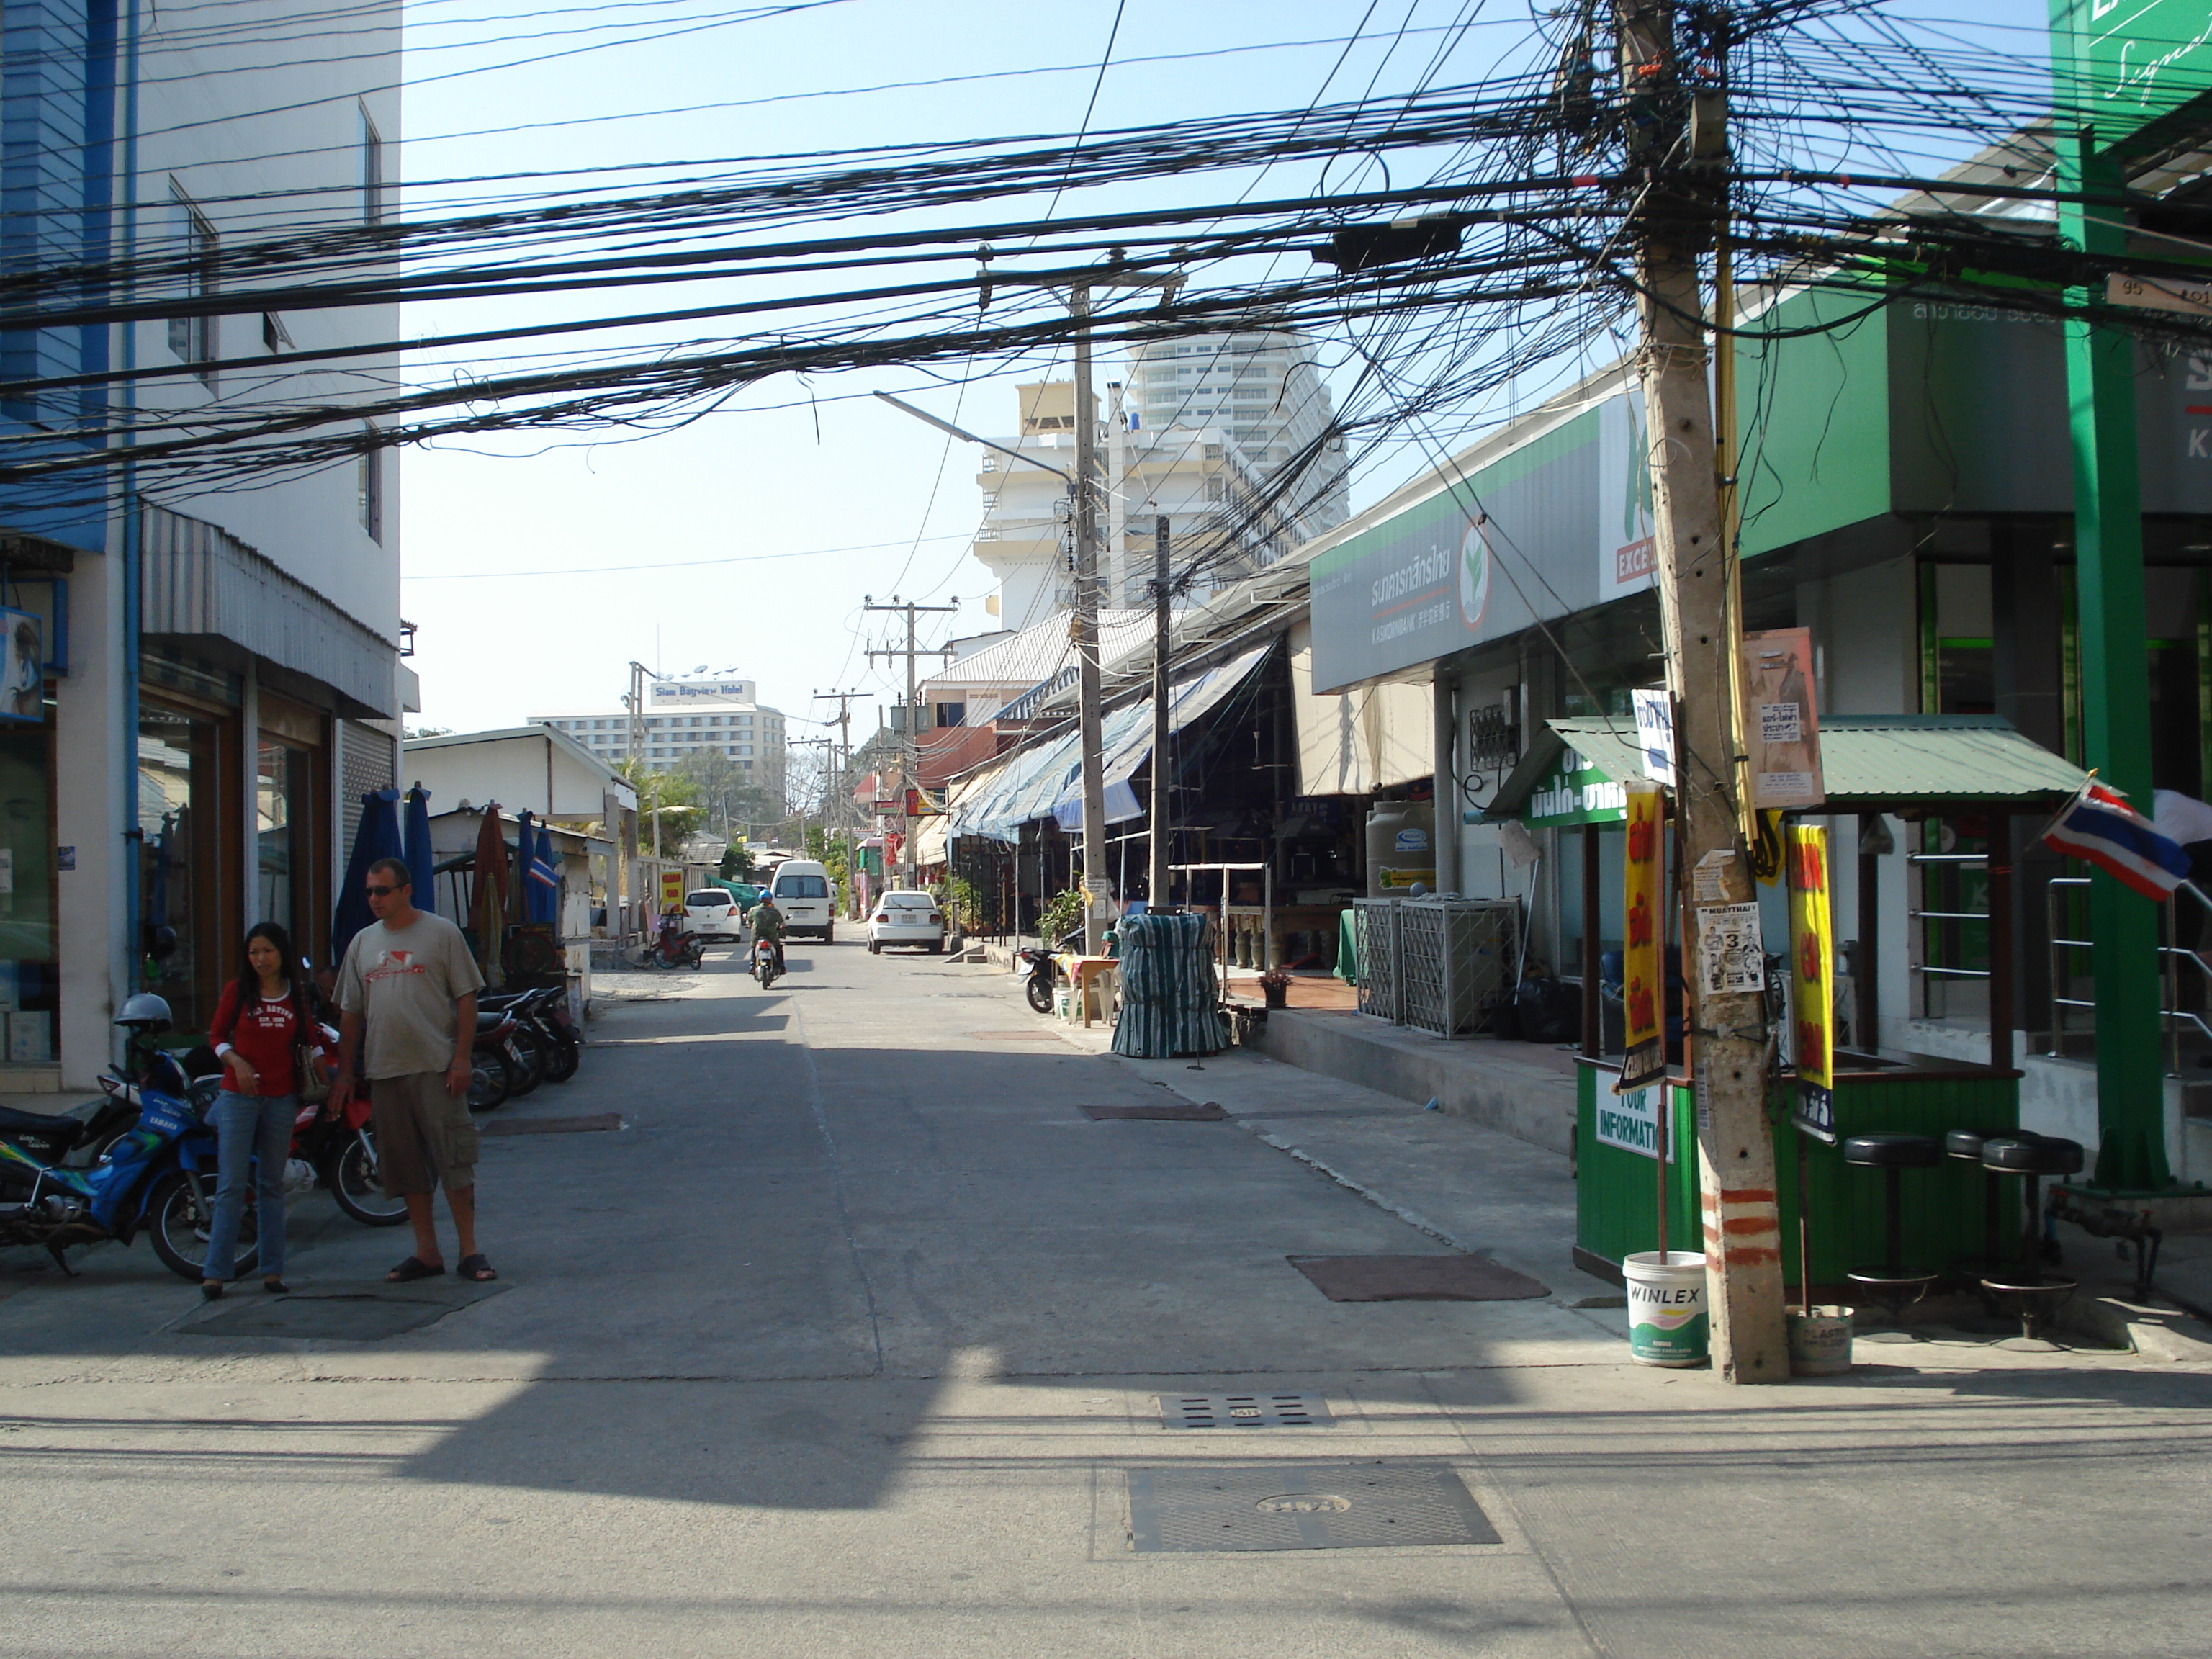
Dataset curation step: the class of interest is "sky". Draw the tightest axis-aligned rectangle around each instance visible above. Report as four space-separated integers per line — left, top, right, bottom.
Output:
394 0 2053 745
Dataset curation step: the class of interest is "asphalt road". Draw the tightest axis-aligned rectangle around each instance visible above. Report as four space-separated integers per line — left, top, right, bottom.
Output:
2 938 2209 1658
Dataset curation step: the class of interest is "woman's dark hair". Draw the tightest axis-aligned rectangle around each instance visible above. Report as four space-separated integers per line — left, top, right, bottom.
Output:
238 921 297 1007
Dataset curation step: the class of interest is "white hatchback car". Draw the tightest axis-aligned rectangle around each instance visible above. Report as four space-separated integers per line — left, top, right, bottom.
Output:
868 890 945 954
682 889 746 943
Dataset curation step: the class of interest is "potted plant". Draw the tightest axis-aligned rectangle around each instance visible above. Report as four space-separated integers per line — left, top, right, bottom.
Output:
1256 965 1294 1010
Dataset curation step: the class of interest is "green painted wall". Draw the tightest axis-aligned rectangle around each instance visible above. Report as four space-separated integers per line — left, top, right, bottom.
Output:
1735 287 1892 559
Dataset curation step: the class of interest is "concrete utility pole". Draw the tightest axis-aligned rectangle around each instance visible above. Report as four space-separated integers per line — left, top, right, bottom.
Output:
814 688 865 914
1617 0 1788 1382
1148 515 1174 909
865 597 958 889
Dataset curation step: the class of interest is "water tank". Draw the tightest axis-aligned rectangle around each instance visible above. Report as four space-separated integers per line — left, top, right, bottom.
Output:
1366 801 1436 897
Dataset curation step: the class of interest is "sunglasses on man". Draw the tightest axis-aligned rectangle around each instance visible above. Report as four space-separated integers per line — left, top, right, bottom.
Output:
364 882 408 897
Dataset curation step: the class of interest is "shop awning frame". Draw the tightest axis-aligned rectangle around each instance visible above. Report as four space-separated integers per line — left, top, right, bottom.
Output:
1484 714 2092 823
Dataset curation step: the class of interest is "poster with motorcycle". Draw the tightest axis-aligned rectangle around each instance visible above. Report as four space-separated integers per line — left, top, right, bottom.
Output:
1616 780 1669 1094
1788 824 1836 1143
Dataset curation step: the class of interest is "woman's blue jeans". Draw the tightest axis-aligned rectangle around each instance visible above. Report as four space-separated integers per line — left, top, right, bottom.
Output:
203 1091 297 1282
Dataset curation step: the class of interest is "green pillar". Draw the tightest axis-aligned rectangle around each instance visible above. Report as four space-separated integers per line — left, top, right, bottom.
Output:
2057 127 2172 1190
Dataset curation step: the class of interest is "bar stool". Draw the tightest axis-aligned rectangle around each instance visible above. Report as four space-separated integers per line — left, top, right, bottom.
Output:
1978 1135 2085 1339
1945 1127 2038 1278
1843 1133 1944 1319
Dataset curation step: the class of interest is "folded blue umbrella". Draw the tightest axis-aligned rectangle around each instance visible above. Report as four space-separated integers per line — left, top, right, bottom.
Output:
333 788 403 966
402 786 436 916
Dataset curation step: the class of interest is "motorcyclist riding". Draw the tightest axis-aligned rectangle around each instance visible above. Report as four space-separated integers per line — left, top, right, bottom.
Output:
747 894 786 978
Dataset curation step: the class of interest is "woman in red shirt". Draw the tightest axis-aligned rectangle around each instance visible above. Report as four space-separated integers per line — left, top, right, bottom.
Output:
202 922 323 1298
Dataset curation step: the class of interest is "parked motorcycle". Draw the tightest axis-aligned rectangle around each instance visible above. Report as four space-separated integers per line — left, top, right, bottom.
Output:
467 1011 523 1111
752 937 781 989
640 913 704 971
0 999 300 1280
1017 928 1087 1015
480 985 580 1087
0 1083 143 1172
291 1092 408 1228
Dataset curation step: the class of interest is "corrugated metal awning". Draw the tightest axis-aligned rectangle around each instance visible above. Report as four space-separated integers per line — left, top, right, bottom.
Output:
1486 714 2090 819
140 504 398 717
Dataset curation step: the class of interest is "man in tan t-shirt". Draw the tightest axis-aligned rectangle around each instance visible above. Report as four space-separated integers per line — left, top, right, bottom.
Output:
333 855 493 1282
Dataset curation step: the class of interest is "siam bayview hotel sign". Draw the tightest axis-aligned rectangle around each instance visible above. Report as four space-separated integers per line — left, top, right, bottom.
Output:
1308 377 1651 695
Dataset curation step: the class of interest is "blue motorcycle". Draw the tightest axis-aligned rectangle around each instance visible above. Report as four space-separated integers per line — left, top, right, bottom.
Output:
0 1039 263 1282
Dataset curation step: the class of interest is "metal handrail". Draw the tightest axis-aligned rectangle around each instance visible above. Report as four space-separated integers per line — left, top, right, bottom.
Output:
1910 849 1989 1007
2046 875 2212 1073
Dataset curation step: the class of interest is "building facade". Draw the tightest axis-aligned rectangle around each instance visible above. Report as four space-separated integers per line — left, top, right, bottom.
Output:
528 675 786 798
1 3 408 1087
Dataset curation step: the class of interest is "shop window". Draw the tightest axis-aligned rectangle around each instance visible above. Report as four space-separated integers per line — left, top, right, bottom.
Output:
167 191 219 382
0 716 56 1067
257 740 313 956
138 698 238 1038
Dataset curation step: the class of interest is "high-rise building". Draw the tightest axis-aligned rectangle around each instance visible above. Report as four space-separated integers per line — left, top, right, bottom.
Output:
528 675 786 803
1124 328 1349 540
967 330 1349 628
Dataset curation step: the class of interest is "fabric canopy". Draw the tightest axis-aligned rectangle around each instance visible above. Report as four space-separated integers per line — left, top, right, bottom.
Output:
1050 644 1272 832
401 786 436 915
1288 619 1431 796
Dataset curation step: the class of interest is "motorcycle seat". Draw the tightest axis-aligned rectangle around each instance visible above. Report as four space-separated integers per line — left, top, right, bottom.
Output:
0 1103 87 1137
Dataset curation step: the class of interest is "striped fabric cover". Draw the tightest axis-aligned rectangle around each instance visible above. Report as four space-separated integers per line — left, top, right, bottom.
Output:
1111 912 1228 1058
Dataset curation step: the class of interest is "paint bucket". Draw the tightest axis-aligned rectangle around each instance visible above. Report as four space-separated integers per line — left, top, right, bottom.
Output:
1623 1251 1709 1367
1786 1305 1855 1376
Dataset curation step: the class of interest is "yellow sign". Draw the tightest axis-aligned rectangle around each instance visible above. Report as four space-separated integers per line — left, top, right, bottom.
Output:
659 869 684 912
1787 824 1835 1142
1617 781 1668 1094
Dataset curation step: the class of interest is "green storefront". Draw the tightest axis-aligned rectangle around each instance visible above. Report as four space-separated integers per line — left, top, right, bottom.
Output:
1489 714 2091 1294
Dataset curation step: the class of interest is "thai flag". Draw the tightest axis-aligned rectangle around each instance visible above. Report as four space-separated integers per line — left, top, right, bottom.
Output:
2038 780 2191 901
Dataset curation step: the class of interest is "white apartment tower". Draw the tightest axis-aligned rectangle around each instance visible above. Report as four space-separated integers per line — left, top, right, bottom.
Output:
968 330 1348 629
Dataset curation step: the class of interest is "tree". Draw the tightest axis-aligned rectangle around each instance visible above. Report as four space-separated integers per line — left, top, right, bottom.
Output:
674 747 778 843
615 757 705 855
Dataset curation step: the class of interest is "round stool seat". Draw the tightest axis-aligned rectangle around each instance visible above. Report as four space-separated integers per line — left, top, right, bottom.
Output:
1980 1136 2084 1177
1946 1127 2031 1161
1843 1132 1943 1169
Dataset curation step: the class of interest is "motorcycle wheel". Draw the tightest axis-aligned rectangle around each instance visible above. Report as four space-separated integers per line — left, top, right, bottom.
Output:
326 1130 409 1227
505 1032 546 1098
468 1050 512 1112
1025 974 1055 1015
147 1169 259 1282
541 1035 581 1084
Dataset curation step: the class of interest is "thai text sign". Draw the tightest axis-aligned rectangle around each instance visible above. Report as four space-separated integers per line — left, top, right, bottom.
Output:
1617 781 1668 1094
1524 747 1628 828
1788 824 1835 1142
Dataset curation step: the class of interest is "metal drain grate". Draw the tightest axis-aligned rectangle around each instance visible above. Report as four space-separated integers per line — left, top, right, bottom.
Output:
1159 1392 1334 1430
478 1113 622 1137
1126 1465 1499 1553
1083 1102 1228 1122
968 1030 1064 1041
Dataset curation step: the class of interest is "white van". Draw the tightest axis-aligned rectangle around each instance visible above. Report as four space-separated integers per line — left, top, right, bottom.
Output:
768 860 836 941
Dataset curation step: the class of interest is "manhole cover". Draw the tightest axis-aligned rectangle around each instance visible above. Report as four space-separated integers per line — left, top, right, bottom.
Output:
479 1113 623 1137
1126 1465 1498 1553
968 1030 1064 1041
1159 1392 1333 1429
175 1280 508 1341
1289 1254 1551 1302
1083 1102 1228 1122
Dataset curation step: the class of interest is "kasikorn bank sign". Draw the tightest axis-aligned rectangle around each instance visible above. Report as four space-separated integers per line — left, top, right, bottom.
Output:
1308 387 1651 695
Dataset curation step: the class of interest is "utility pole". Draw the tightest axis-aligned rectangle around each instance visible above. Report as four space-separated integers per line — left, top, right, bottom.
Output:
1148 515 1174 909
815 688 866 915
1618 0 1787 1382
865 597 958 889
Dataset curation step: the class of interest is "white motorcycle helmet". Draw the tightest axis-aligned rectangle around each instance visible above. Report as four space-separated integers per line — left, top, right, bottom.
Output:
115 992 174 1032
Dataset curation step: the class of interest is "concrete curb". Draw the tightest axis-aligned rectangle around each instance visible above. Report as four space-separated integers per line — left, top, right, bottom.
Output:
2066 1293 2212 1363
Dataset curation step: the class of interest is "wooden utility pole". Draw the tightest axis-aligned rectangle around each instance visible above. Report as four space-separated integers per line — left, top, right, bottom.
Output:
1618 0 1787 1382
1148 514 1174 908
865 598 958 889
1069 284 1111 949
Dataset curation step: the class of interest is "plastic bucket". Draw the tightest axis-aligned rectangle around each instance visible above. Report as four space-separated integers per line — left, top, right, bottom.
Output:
1786 1305 1855 1376
1623 1251 1709 1367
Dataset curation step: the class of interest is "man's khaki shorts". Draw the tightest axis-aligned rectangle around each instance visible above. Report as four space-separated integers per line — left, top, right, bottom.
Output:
369 1071 478 1196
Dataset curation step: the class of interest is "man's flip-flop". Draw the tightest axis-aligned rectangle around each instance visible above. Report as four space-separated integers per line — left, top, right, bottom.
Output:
457 1254 499 1283
386 1256 446 1283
